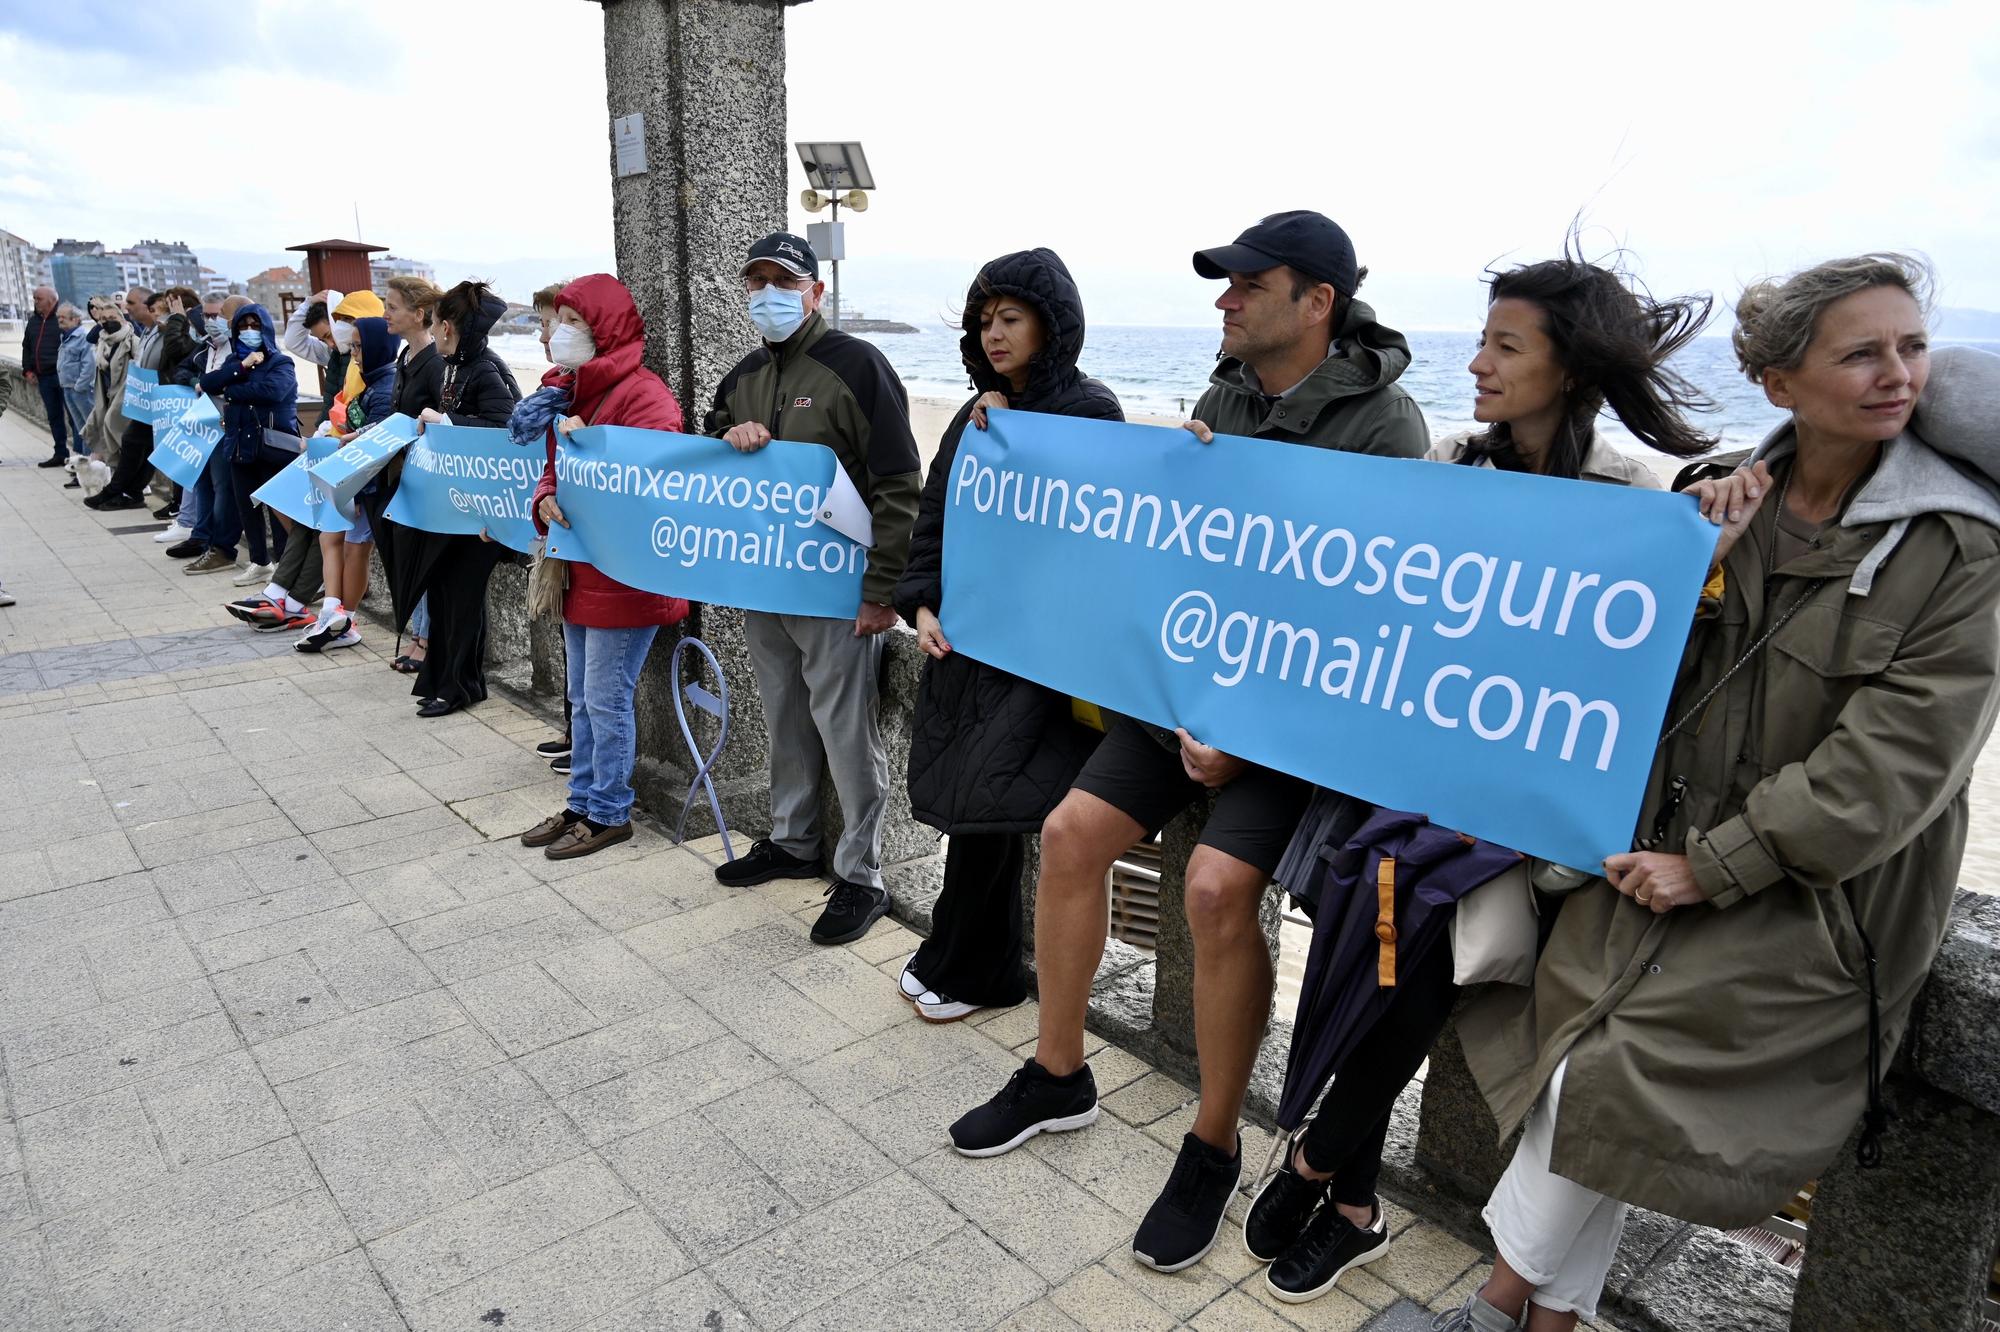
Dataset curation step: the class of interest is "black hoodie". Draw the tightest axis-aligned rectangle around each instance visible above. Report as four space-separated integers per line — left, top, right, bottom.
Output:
440 291 522 428
895 248 1123 835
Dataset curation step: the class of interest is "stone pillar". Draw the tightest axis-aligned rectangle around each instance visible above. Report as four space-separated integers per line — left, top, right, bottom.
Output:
598 0 808 837
1790 1075 2000 1332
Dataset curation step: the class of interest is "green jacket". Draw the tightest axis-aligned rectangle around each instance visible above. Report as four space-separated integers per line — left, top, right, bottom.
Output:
1462 428 2000 1227
1191 298 1429 456
705 310 922 607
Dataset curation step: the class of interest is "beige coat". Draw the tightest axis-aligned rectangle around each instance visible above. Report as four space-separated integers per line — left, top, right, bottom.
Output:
85 321 135 462
1426 428 1664 489
1461 424 2000 1227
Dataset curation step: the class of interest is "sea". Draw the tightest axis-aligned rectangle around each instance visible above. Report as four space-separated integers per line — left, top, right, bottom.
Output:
849 322 1785 453
488 323 1990 456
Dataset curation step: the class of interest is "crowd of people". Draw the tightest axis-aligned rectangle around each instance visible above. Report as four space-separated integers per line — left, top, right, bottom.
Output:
10 211 1996 1332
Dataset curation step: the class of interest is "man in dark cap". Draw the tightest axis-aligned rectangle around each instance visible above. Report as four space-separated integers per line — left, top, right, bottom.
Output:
949 211 1427 1275
704 231 922 948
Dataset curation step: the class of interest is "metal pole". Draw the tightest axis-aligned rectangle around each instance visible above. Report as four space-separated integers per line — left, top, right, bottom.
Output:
827 191 841 330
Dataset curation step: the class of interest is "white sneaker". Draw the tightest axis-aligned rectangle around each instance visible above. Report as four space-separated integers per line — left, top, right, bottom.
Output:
915 991 982 1024
231 562 273 587
323 628 362 651
899 954 927 1002
154 522 191 545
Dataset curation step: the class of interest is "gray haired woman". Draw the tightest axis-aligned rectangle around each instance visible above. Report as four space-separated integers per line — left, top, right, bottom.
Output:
1441 255 2000 1332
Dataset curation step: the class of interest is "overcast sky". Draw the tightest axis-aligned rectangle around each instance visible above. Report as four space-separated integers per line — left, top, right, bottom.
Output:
2 0 1995 329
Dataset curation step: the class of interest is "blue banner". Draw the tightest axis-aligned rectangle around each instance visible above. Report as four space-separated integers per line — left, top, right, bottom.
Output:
121 366 159 424
383 423 540 555
941 410 1718 869
150 391 223 489
547 426 869 618
251 435 347 533
308 414 422 520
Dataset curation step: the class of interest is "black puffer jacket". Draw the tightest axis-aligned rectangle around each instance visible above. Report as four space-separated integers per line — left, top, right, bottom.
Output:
440 291 522 427
895 248 1123 833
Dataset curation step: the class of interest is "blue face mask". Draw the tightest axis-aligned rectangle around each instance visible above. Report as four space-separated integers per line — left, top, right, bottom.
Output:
237 328 264 350
748 285 806 343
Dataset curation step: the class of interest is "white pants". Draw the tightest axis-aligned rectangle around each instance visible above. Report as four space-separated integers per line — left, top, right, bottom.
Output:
1482 1059 1629 1320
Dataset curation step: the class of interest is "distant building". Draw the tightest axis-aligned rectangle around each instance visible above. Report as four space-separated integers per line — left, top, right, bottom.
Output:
0 228 45 319
131 240 202 291
198 266 232 299
246 263 308 316
108 250 156 292
370 254 435 289
48 238 104 257
51 252 122 310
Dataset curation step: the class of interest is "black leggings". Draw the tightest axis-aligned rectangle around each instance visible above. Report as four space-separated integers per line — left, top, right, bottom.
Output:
230 445 295 566
1299 935 1459 1208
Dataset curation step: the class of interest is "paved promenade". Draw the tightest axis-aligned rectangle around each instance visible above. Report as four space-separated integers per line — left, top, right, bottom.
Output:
0 410 1624 1332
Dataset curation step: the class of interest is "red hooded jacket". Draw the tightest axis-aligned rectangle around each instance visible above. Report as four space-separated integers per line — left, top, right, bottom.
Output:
532 274 690 629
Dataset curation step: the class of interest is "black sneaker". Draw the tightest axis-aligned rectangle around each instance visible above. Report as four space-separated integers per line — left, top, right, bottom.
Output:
37 456 65 468
99 492 144 510
536 737 572 759
549 754 570 776
810 880 889 945
1243 1140 1329 1263
165 538 204 559
153 504 177 520
1266 1195 1390 1305
713 837 823 887
950 1059 1099 1157
1133 1133 1242 1273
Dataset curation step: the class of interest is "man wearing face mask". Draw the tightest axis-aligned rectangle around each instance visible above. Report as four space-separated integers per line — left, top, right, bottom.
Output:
704 232 922 946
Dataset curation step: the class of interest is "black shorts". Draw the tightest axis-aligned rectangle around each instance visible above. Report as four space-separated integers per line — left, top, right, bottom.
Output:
1070 715 1311 876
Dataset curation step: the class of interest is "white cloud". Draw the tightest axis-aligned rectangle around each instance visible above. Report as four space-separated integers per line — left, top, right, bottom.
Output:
1 0 1993 327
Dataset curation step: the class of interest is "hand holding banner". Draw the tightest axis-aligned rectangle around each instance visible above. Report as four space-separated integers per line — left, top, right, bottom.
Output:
547 426 871 618
308 414 422 520
251 435 347 533
150 391 224 489
940 410 1718 869
121 366 159 425
383 423 541 555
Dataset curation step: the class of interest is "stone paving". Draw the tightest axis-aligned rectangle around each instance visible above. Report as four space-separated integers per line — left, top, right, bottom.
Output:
0 411 1630 1331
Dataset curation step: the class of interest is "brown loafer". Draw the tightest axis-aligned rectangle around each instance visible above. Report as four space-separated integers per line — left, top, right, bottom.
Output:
544 819 634 860
521 809 585 848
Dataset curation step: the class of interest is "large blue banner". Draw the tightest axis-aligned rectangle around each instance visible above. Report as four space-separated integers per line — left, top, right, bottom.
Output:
547 426 871 618
941 411 1717 869
251 435 346 533
121 366 159 424
309 414 422 520
383 423 540 555
150 391 223 489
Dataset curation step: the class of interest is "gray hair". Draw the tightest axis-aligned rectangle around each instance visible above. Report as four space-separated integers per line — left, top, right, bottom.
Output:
1732 252 1933 384
56 303 80 319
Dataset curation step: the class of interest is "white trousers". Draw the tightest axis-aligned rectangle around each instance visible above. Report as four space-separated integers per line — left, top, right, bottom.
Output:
1482 1059 1629 1320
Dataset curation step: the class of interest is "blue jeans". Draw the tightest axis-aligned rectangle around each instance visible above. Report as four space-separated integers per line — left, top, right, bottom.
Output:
195 439 239 557
563 622 658 826
63 389 93 455
409 594 430 639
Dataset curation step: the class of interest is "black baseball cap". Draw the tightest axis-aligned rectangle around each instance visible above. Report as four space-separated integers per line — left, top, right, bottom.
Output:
742 232 819 280
1193 210 1358 295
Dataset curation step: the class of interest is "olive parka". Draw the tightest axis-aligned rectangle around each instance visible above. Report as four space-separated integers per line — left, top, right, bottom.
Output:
1460 347 2000 1227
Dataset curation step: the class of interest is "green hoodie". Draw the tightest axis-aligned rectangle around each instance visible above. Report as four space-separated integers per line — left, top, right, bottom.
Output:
1192 297 1429 456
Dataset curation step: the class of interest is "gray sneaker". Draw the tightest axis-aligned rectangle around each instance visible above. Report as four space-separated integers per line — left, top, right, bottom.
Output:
184 549 237 575
1432 1294 1526 1331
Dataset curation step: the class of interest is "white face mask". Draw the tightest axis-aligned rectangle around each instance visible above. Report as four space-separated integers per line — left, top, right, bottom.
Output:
549 322 596 369
330 320 356 353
